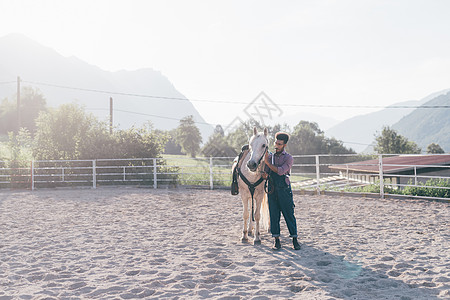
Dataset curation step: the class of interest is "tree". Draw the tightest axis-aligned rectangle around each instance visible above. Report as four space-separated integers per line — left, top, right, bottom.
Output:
0 98 16 134
226 120 261 150
226 124 252 153
427 143 445 154
33 103 168 160
176 115 202 157
19 87 47 133
374 126 421 154
158 128 183 155
326 137 355 154
106 125 167 159
201 124 237 157
202 132 237 157
288 121 354 155
0 87 47 134
289 121 326 155
33 103 103 160
269 123 291 139
6 128 32 167
225 120 290 153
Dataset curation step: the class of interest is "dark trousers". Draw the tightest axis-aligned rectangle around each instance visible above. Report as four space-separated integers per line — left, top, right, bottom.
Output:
268 175 298 238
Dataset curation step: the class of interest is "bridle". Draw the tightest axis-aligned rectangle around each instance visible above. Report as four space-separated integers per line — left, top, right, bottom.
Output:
256 144 268 170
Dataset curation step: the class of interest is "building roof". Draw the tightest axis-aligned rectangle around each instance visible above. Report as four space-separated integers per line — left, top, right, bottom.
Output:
329 154 450 174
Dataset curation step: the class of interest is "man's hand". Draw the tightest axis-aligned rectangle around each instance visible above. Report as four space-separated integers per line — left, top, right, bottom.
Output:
264 152 278 174
262 172 268 179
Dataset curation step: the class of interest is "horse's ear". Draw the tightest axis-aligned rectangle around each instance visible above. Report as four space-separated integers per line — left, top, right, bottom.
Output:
264 128 268 136
253 127 257 135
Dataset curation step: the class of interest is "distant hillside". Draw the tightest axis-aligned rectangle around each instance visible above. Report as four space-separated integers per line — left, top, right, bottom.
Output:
392 92 450 152
0 33 213 140
325 100 422 152
325 90 450 153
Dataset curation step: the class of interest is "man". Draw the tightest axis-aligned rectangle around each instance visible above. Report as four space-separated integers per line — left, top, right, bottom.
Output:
263 132 300 250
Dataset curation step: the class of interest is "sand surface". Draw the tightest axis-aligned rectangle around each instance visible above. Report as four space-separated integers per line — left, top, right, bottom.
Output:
0 187 449 299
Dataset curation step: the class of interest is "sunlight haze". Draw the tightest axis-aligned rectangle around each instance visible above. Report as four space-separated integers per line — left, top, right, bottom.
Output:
1 0 450 126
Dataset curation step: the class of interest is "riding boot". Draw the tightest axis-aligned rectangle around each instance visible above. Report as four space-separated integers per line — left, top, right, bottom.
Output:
273 237 281 250
293 237 301 250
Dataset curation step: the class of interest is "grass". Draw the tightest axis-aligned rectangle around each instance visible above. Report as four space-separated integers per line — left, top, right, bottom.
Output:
162 154 234 186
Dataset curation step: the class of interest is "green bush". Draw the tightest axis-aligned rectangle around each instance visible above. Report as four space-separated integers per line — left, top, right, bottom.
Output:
402 179 450 198
343 178 450 198
346 183 398 195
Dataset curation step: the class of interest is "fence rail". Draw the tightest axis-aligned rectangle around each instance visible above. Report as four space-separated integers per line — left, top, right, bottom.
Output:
1 154 449 201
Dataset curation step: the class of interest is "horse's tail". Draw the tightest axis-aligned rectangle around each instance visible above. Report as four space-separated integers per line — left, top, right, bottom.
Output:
260 192 270 231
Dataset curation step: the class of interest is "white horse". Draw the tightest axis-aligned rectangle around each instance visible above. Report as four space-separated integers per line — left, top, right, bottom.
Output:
232 127 270 244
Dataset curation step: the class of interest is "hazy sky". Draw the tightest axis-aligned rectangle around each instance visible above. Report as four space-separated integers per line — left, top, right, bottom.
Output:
1 0 450 126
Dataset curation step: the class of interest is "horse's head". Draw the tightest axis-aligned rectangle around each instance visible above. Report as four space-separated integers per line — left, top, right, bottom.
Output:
247 127 269 172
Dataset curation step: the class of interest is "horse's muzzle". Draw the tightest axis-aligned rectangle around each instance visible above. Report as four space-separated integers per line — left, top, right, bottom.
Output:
247 160 257 172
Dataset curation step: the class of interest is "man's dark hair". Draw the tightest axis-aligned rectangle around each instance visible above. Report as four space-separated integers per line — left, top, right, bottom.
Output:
275 132 289 144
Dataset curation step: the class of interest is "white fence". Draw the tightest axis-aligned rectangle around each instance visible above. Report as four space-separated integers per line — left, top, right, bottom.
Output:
0 157 234 190
1 154 449 201
290 154 450 201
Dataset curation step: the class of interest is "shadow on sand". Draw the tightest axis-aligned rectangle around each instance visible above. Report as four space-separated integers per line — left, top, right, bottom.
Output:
255 237 441 300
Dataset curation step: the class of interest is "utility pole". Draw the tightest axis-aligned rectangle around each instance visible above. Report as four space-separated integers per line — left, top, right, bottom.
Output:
110 97 113 134
17 76 21 131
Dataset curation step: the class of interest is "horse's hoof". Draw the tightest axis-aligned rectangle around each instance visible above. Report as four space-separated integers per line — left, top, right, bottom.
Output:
241 237 249 243
253 240 261 245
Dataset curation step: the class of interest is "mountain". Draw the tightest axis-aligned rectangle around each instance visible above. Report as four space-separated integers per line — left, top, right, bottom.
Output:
392 92 450 152
0 33 214 140
325 90 450 153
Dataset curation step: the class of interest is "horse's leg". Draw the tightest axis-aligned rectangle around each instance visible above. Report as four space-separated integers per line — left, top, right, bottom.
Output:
253 192 262 245
241 194 249 242
248 197 254 237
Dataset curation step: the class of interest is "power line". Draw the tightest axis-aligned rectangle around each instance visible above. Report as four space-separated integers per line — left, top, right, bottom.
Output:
22 79 450 109
88 108 377 146
87 108 214 126
2 78 441 152
289 104 450 109
15 78 450 147
23 80 198 102
341 141 375 146
88 108 381 146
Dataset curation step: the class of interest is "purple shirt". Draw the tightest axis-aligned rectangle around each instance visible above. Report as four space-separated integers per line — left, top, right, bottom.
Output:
265 150 293 185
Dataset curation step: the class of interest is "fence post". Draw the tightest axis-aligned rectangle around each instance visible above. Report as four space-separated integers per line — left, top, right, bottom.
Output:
414 166 417 186
153 158 157 189
92 160 97 189
315 155 320 195
210 157 214 190
31 160 35 190
378 155 384 199
346 164 349 186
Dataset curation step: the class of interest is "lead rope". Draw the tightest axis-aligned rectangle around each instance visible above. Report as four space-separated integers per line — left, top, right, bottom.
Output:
264 175 274 195
264 151 275 195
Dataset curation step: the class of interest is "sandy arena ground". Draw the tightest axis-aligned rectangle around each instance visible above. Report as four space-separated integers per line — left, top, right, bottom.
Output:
0 187 449 299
